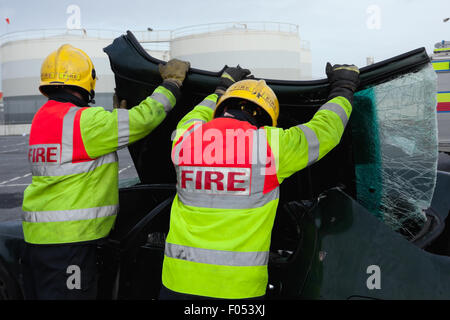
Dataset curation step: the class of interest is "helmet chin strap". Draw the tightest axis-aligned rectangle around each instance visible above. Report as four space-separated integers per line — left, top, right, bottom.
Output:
219 108 258 127
89 90 96 104
61 86 93 105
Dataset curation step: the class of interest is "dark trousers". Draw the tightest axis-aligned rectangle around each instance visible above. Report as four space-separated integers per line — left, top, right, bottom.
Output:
22 243 98 300
159 285 265 300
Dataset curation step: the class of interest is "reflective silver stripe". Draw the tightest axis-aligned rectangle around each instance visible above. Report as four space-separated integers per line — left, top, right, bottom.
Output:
165 243 269 267
172 123 202 165
198 98 216 111
151 92 173 113
253 129 267 182
183 118 206 126
319 102 349 128
177 185 279 209
31 152 117 176
117 109 130 148
297 125 320 167
23 204 118 223
61 107 78 164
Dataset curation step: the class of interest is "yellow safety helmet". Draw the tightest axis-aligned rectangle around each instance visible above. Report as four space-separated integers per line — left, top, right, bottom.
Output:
39 44 97 101
215 79 280 127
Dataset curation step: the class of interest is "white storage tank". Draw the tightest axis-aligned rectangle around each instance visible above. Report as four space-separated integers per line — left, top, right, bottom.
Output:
0 24 312 133
170 22 312 80
0 29 169 128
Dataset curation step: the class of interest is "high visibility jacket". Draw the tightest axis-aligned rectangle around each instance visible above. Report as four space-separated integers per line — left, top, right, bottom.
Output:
22 85 177 245
162 94 352 299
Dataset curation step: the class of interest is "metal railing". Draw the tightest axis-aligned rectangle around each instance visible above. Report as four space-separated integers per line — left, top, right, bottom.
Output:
132 30 172 43
0 28 126 45
0 22 303 47
171 21 300 39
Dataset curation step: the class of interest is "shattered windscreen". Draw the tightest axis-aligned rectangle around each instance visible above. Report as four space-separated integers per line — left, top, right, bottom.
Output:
352 64 438 238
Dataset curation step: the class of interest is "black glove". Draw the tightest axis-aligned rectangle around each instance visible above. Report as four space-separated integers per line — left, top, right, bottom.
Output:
326 63 360 103
215 65 251 96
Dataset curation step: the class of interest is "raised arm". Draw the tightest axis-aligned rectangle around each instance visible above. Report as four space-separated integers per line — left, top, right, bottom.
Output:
269 63 360 183
79 59 190 159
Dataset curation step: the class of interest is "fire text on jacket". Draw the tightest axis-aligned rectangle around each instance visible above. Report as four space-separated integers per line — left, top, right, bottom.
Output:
178 166 251 195
28 144 60 164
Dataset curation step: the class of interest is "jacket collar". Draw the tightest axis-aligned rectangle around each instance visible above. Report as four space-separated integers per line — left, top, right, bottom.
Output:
47 91 89 108
216 109 258 127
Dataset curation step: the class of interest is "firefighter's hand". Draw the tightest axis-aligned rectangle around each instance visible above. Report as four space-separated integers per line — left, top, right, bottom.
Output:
215 65 252 95
326 63 360 93
159 58 190 88
113 94 127 109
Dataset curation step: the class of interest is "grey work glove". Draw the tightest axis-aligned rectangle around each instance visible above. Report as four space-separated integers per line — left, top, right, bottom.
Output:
215 65 252 96
113 93 127 109
326 63 360 103
159 58 190 88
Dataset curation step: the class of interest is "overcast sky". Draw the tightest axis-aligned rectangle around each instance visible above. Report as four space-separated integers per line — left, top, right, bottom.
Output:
1 0 450 79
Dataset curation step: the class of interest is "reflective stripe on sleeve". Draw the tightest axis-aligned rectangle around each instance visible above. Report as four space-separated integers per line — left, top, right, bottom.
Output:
23 204 118 223
296 124 320 167
319 102 349 128
117 108 130 148
183 118 207 126
198 98 216 111
151 92 174 113
165 243 269 267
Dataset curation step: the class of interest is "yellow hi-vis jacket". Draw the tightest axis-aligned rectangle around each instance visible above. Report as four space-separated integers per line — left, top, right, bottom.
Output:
22 85 177 245
162 93 352 299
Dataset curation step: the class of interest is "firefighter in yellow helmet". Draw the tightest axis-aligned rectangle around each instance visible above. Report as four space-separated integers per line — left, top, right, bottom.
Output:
39 44 97 103
22 44 190 300
160 64 359 299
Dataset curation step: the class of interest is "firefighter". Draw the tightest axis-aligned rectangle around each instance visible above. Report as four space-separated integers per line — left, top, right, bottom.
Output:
21 44 190 300
160 63 360 299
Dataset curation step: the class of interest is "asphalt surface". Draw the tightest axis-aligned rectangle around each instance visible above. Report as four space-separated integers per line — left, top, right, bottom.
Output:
1 135 449 223
0 135 138 222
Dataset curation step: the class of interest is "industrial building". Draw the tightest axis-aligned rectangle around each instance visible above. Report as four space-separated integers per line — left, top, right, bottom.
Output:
0 22 312 135
431 40 450 152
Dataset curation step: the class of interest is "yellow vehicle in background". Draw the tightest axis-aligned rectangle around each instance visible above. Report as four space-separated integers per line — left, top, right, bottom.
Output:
432 41 450 153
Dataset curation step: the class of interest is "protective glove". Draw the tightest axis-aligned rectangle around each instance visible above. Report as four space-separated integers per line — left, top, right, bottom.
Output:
215 65 252 96
326 63 360 103
113 93 127 109
159 58 191 88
